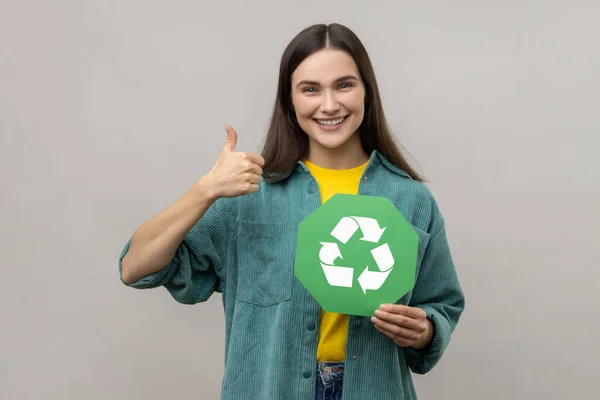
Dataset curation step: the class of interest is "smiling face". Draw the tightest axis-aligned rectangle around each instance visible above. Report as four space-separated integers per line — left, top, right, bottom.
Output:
291 48 368 168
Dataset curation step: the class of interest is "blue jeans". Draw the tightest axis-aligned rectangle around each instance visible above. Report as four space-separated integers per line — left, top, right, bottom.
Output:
315 362 345 400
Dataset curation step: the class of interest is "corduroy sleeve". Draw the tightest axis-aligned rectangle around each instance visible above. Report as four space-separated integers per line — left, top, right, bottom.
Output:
118 198 229 305
403 210 465 374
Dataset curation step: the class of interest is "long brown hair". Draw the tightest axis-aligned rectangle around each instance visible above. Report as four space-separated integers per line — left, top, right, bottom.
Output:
261 23 424 182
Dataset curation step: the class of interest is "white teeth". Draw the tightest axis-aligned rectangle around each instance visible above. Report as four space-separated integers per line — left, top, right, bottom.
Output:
316 117 345 126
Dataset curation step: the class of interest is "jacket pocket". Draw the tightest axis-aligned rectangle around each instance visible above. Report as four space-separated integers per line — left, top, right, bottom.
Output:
235 220 296 306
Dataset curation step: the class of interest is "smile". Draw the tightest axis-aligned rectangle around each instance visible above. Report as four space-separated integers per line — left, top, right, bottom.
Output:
314 116 348 126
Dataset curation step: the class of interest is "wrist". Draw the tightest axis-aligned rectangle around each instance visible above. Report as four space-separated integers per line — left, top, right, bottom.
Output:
189 176 220 205
411 319 435 350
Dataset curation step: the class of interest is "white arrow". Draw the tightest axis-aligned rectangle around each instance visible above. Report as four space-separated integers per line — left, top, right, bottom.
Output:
370 243 394 271
319 242 343 264
330 217 359 244
321 263 354 288
319 242 353 287
357 266 393 294
351 216 386 243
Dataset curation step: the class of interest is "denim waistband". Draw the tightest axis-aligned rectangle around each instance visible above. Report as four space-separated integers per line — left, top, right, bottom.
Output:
317 362 345 385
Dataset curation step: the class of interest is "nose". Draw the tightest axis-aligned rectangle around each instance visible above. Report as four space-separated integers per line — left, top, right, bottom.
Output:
320 90 340 114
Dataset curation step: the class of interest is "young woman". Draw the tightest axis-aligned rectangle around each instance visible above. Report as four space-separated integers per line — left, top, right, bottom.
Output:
119 23 465 400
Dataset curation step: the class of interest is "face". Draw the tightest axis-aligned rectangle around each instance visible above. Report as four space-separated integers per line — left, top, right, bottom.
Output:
290 48 367 163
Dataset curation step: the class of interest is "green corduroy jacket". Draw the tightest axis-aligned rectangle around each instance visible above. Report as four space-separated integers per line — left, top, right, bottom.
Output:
119 150 465 400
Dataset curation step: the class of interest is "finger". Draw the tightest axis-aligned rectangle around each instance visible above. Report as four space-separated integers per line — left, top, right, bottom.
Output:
247 183 260 193
223 125 237 152
247 173 262 185
238 159 263 176
246 162 263 176
371 316 422 340
380 304 426 320
246 153 265 167
239 152 265 170
374 309 423 332
373 325 414 347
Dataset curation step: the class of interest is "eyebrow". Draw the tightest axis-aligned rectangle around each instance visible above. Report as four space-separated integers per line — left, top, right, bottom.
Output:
295 75 359 88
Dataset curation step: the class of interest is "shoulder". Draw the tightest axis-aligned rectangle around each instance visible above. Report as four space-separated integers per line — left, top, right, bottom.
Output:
372 160 444 234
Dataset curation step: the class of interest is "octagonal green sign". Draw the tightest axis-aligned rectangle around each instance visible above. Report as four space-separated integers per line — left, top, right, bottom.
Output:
294 193 419 317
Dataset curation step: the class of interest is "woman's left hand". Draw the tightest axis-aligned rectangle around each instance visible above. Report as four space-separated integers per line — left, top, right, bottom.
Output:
371 304 434 349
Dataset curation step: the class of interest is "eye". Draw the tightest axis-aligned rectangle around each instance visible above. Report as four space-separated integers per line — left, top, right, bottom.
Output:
339 82 354 89
302 87 316 93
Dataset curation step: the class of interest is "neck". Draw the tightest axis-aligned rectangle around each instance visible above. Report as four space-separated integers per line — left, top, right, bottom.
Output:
305 134 370 170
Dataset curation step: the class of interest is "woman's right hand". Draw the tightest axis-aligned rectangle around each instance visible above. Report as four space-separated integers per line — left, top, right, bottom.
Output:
200 125 265 200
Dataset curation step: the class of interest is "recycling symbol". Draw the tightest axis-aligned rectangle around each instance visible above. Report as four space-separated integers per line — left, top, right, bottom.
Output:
319 216 394 294
294 193 419 317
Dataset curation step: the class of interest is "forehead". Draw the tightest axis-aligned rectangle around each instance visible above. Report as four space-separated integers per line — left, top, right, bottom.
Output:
291 48 360 84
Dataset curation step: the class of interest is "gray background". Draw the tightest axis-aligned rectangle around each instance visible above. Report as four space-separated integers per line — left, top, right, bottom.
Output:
2 0 599 399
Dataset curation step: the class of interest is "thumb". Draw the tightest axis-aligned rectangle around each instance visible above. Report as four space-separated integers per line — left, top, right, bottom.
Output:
222 125 237 152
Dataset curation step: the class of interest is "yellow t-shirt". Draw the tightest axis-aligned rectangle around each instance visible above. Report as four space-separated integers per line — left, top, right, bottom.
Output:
302 158 369 362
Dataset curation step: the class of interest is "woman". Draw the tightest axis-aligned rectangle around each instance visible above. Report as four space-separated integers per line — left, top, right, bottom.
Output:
119 23 465 400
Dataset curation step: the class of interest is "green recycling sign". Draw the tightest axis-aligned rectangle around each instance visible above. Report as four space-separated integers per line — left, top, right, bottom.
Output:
295 194 419 317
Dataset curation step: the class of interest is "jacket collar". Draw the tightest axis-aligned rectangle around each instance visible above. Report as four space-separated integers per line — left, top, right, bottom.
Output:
266 150 411 183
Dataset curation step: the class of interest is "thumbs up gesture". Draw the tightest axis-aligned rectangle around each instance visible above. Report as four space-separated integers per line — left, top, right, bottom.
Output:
204 125 265 199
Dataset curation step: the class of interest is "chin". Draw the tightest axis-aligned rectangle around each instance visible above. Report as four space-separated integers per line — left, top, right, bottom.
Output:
307 128 360 151
312 136 353 150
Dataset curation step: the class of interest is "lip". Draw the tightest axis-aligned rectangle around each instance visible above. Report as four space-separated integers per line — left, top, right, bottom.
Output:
313 115 349 133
